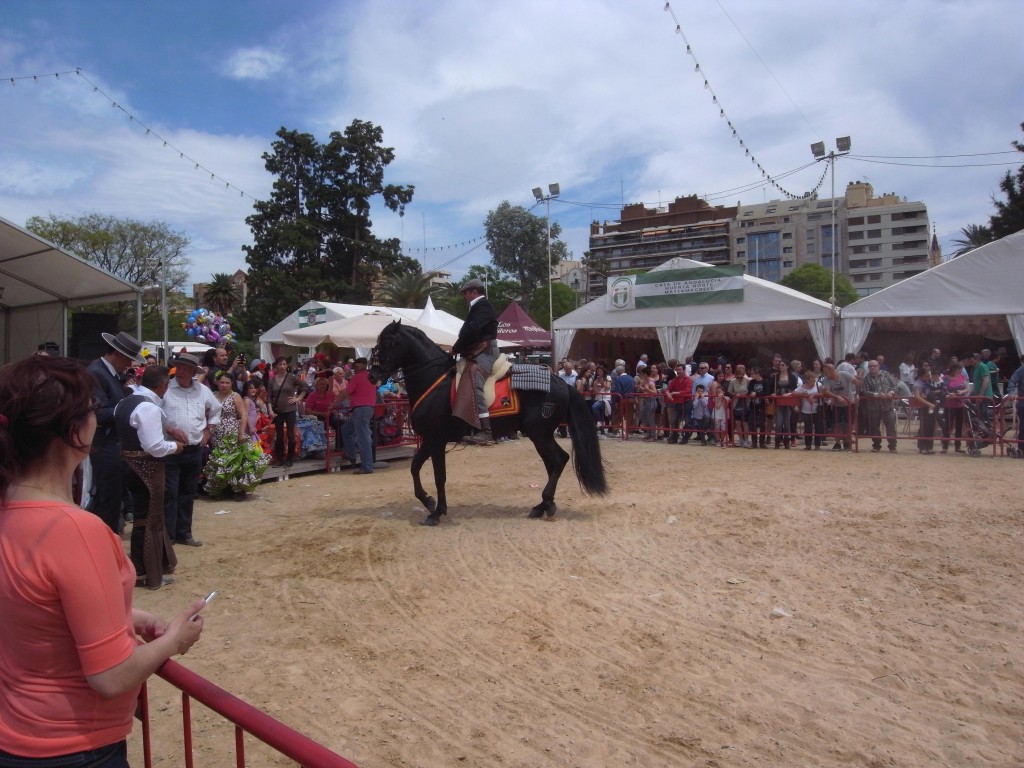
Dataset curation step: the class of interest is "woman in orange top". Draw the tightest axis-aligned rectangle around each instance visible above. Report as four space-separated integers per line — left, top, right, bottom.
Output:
0 355 206 765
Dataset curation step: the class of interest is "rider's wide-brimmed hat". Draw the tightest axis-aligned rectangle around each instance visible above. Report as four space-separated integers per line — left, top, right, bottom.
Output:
101 331 145 364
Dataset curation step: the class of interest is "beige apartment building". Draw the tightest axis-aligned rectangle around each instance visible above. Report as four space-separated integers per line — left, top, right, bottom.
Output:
588 183 930 299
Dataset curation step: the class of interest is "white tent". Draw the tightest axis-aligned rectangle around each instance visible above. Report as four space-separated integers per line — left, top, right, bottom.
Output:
0 216 141 362
258 299 468 361
552 258 835 362
840 229 1024 355
281 310 459 352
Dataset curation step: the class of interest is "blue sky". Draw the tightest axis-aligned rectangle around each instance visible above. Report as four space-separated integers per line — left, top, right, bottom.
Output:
2 0 1022 290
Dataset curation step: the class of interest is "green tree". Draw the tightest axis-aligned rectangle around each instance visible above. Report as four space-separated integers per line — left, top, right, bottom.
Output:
779 263 859 306
242 122 417 335
462 264 522 316
375 272 436 308
989 121 1024 239
484 201 567 309
528 281 577 329
950 223 994 257
204 272 240 315
25 213 191 329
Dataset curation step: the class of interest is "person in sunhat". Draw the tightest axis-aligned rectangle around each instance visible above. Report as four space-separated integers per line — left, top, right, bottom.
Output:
85 330 144 533
452 278 499 445
161 352 221 547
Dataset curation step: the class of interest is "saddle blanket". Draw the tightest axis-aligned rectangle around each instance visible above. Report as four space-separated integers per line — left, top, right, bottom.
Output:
509 364 552 393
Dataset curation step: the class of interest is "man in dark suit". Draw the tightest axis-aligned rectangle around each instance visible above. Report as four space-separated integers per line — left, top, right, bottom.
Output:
452 278 499 444
86 330 144 533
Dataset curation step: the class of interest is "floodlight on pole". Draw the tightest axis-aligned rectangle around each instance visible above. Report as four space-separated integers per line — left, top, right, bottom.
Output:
531 182 560 330
810 136 851 358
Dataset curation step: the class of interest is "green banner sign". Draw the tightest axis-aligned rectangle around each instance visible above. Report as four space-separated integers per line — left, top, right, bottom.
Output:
607 265 744 310
298 307 327 327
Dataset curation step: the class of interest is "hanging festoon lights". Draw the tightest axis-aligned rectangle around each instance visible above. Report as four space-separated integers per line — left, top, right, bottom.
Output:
662 2 826 201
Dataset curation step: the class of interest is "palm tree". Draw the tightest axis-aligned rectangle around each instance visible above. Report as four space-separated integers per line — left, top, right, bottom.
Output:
203 273 240 315
950 224 993 258
374 272 436 308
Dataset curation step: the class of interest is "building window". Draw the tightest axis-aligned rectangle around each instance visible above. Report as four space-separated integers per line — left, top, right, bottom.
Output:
737 250 746 258
868 245 881 252
867 230 882 238
782 232 792 239
783 247 793 254
848 216 864 225
849 231 864 240
736 237 745 244
867 215 881 224
783 260 793 268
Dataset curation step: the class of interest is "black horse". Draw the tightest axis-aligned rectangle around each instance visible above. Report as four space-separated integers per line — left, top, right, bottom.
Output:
371 322 608 526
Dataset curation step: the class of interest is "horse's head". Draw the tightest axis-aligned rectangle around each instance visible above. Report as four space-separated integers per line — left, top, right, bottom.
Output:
371 320 452 384
370 320 405 382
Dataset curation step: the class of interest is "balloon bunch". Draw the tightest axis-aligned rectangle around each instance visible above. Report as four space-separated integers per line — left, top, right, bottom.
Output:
183 307 234 344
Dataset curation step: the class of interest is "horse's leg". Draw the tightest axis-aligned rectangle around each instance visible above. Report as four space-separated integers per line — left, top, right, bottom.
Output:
420 444 448 526
527 430 569 519
410 442 437 516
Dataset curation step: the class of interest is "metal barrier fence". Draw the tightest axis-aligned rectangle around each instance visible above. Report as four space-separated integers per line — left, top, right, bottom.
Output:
597 392 1022 457
137 659 360 768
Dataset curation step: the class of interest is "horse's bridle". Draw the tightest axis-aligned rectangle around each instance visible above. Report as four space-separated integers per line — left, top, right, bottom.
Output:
370 337 451 384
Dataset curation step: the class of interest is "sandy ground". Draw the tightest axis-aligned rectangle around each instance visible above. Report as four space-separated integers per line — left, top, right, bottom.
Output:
129 436 1023 768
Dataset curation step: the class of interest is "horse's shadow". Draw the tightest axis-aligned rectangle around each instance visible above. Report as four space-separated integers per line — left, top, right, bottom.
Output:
408 504 597 525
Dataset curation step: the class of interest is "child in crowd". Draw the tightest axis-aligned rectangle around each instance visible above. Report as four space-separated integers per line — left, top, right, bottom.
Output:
688 384 712 445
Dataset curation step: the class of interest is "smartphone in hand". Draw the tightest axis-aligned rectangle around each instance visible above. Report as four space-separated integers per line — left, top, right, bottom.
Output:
189 591 217 622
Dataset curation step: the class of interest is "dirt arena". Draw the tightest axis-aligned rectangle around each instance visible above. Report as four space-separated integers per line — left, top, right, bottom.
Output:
130 436 1023 768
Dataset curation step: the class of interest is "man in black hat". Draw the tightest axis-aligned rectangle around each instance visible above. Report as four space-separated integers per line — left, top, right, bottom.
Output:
452 278 499 444
86 330 145 533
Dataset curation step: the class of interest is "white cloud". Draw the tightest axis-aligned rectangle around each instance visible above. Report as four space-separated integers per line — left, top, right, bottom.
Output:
223 47 286 81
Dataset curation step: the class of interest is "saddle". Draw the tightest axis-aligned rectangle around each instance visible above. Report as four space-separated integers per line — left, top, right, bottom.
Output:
452 355 517 424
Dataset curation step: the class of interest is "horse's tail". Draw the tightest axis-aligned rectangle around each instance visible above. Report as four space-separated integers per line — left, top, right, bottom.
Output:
566 385 609 496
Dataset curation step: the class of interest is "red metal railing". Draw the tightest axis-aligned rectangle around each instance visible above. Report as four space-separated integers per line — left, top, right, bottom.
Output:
138 659 360 768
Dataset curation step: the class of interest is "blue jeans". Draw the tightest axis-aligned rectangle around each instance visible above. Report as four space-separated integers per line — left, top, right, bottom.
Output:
0 741 127 768
342 405 374 471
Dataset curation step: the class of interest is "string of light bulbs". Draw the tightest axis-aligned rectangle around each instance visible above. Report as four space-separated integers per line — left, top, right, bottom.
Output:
4 67 463 259
662 2 822 200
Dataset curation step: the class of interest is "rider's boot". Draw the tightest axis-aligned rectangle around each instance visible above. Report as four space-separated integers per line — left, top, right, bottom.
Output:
464 416 493 445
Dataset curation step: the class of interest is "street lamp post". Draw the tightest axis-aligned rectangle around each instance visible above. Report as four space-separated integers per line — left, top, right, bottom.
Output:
532 183 560 328
811 136 851 358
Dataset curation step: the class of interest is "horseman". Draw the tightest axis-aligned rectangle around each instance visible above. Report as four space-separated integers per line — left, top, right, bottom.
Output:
452 278 499 445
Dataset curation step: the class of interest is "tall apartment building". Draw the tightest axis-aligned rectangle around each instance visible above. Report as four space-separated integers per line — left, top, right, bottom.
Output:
589 184 930 299
844 182 931 295
587 195 737 299
733 195 844 283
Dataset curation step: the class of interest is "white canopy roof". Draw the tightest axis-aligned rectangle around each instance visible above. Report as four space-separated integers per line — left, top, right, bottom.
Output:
259 299 468 361
281 310 459 350
552 258 835 362
840 229 1024 355
0 216 140 362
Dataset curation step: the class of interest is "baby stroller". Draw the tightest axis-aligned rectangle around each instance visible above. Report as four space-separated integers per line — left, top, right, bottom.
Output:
962 399 995 457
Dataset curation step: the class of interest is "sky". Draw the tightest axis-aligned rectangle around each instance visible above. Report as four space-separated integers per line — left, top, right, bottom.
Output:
1 0 1022 292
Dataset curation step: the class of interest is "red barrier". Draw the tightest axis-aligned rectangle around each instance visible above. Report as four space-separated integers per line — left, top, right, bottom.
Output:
137 659 360 768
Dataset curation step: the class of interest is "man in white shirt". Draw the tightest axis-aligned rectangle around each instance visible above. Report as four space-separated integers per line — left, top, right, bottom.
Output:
116 365 185 589
162 353 221 547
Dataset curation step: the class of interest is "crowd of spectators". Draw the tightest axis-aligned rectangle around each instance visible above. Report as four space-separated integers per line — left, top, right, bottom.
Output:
556 346 1023 456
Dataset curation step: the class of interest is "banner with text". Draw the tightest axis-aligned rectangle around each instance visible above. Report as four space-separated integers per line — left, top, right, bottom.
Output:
606 265 744 311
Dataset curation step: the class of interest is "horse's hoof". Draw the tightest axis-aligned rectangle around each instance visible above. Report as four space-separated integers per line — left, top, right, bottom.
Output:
423 496 437 513
528 506 545 519
545 503 557 519
421 514 440 527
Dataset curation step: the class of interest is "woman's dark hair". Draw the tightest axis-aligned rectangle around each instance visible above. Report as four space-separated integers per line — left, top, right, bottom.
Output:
0 356 96 500
274 356 288 365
